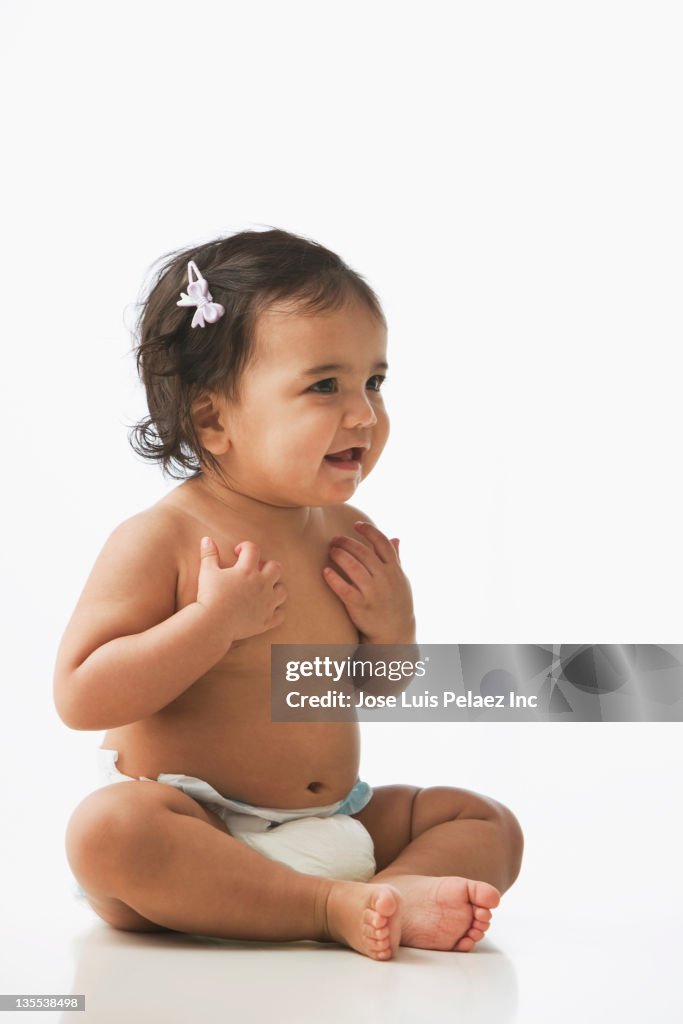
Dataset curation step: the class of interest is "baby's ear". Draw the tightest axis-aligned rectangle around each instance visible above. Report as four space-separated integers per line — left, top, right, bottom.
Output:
191 392 229 453
191 391 219 428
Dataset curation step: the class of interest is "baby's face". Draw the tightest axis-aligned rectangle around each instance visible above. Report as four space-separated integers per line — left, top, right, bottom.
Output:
219 298 389 507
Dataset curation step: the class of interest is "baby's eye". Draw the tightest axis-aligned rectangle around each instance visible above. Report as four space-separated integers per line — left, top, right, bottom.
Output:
367 375 386 392
308 378 338 394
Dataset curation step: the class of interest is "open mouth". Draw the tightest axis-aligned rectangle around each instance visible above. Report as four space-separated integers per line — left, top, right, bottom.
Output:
324 446 365 467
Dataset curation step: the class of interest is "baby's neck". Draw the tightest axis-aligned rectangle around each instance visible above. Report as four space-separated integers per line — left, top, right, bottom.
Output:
190 472 315 538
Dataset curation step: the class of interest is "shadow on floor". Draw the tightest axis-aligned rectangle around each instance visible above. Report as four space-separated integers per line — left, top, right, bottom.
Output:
60 921 518 1024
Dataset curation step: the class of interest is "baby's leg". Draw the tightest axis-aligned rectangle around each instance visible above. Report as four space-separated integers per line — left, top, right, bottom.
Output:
66 781 401 961
351 784 524 952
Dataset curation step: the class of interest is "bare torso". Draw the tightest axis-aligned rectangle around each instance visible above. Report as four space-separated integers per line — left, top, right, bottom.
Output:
101 476 362 809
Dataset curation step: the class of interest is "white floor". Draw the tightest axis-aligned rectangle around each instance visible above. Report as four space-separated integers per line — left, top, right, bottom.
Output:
3 895 681 1024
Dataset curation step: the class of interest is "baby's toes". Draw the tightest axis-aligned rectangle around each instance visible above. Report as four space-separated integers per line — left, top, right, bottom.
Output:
471 880 501 910
453 935 477 952
367 926 393 957
364 910 388 933
372 886 400 919
473 906 492 924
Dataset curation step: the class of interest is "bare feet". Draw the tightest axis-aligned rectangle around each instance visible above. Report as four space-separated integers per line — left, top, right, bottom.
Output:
374 874 500 952
323 882 402 960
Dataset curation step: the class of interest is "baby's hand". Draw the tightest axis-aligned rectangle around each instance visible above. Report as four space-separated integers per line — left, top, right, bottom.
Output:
196 537 287 645
323 522 416 643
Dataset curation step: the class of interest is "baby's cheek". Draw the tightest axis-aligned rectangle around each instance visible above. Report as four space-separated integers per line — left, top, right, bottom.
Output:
366 410 389 472
361 451 381 479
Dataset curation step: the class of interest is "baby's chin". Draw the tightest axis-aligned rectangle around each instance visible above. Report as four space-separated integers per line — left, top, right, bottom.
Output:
256 484 359 510
266 463 377 507
298 483 363 509
309 488 361 508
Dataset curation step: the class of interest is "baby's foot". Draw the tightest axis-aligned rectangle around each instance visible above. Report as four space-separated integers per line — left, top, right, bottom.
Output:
323 881 402 961
378 874 500 952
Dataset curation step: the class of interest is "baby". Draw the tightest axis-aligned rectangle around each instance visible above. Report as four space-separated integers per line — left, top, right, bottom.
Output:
55 228 523 961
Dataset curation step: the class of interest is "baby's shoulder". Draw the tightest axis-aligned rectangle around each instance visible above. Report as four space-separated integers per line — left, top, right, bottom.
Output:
116 498 187 547
150 479 218 535
152 482 244 568
96 502 185 587
323 501 375 534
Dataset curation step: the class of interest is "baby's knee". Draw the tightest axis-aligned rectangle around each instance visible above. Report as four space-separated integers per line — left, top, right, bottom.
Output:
65 782 162 883
491 800 524 880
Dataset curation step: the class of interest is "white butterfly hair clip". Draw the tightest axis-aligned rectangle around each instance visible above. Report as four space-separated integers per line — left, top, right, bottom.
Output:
176 260 225 329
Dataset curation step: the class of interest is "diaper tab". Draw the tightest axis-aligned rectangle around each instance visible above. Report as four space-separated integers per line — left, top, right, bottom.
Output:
336 779 373 816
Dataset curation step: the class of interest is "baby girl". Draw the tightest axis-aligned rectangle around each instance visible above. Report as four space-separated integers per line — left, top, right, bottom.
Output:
55 228 523 960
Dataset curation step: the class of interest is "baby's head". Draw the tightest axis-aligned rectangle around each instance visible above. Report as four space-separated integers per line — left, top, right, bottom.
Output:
129 228 389 507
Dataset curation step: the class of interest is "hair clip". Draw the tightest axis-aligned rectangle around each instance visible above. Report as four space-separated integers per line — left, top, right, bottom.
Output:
176 260 225 328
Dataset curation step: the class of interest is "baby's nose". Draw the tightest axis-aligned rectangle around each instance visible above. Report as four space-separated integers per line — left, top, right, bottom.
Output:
342 394 377 428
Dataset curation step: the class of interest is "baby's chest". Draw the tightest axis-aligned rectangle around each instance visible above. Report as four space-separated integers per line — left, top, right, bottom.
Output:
274 561 357 641
175 535 358 645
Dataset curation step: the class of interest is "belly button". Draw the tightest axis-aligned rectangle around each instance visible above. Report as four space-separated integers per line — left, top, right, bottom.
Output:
307 781 322 793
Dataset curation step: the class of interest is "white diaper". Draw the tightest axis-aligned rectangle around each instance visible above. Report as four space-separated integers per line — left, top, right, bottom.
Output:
233 814 376 881
94 748 376 883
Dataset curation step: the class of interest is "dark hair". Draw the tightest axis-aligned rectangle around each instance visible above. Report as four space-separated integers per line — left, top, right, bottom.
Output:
126 226 386 481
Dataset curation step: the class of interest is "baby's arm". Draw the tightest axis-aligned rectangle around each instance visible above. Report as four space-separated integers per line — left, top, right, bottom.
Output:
53 513 285 731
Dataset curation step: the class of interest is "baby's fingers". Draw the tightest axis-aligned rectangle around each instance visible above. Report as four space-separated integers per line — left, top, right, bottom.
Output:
329 534 376 574
353 521 397 563
329 544 373 585
261 558 282 583
323 566 359 605
266 604 287 630
234 540 262 572
200 536 221 566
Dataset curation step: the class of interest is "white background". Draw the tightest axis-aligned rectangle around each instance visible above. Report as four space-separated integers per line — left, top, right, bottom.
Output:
1 2 682 1022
